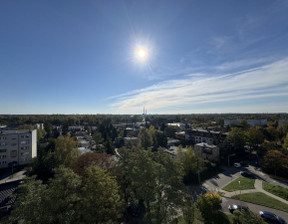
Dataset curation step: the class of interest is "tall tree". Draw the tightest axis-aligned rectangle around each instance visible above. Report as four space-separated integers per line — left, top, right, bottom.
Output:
54 134 80 167
226 128 246 155
9 177 48 224
245 127 264 150
120 147 184 223
261 150 286 176
196 192 222 224
138 127 153 150
79 165 124 224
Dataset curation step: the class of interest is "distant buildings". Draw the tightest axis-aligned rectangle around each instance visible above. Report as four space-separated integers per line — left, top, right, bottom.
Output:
194 143 220 162
185 128 227 145
247 119 267 127
224 119 267 127
224 119 242 127
0 130 37 168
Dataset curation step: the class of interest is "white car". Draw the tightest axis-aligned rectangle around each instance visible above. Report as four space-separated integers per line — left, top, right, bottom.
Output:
234 163 241 167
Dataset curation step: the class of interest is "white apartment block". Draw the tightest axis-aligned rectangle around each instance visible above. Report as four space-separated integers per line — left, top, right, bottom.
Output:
0 129 37 168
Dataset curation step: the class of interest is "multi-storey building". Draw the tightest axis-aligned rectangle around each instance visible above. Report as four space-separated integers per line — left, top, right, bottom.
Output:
0 130 37 168
185 128 227 145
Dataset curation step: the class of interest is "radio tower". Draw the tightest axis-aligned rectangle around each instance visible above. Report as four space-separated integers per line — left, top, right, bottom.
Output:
142 106 147 123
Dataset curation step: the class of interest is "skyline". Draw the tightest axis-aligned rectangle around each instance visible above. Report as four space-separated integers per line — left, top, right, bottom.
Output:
1 1 288 114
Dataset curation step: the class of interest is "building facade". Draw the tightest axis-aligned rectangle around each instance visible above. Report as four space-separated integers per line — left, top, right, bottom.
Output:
194 143 220 162
0 130 37 168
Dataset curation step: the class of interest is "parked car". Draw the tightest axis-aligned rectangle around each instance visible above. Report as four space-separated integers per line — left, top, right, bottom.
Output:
228 204 249 213
259 211 287 224
240 171 253 178
234 163 241 167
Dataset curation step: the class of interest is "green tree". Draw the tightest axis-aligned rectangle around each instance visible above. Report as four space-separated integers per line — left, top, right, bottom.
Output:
147 125 168 151
226 128 246 156
9 177 48 224
54 134 80 167
261 150 286 176
196 192 222 224
138 127 153 150
181 195 195 224
120 147 184 223
283 133 288 151
79 165 124 224
44 167 82 224
92 131 104 152
182 147 198 184
245 127 264 150
239 211 266 224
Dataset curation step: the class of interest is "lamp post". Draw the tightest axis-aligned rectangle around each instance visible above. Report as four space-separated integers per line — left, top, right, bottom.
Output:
238 180 242 207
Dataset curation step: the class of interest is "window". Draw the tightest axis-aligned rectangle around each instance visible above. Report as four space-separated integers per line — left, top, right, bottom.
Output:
10 150 17 158
0 149 6 153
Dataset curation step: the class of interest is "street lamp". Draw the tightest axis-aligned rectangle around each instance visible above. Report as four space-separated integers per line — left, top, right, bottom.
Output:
238 180 242 207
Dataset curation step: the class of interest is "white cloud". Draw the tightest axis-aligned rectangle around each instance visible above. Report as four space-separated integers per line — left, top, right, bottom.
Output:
109 58 288 113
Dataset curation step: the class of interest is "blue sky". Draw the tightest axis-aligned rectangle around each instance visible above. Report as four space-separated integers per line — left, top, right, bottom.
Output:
1 0 288 114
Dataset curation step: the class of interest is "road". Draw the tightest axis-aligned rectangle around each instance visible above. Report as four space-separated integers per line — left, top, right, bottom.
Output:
222 197 288 221
192 164 288 222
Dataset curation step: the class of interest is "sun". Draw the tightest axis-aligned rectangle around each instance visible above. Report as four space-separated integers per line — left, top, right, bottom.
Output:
135 47 148 61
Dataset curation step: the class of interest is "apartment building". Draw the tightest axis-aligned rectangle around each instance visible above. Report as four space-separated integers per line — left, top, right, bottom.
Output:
185 128 227 145
0 130 37 168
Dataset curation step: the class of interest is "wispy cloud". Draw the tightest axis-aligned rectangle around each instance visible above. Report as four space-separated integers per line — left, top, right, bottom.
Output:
109 57 288 113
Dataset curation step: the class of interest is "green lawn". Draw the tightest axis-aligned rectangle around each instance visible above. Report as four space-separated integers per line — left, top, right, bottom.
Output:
222 177 255 192
231 192 288 212
262 181 288 201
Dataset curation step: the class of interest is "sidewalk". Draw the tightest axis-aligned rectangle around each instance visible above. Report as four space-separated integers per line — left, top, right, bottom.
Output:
220 179 288 205
0 170 26 184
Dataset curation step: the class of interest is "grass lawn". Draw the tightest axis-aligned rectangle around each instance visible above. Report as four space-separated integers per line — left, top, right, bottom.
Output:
262 181 288 201
231 192 288 212
222 177 255 192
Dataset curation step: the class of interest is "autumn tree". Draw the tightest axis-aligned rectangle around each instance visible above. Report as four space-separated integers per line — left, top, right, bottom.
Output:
196 192 222 223
71 152 116 177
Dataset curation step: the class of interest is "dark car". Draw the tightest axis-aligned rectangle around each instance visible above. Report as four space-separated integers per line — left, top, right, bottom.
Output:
259 211 287 224
228 204 249 213
240 171 253 178
128 201 140 217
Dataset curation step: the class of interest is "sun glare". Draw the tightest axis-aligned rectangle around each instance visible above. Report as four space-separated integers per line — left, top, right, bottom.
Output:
135 47 148 61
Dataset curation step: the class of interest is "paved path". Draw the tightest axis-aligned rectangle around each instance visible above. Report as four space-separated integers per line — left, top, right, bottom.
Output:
0 170 25 184
220 179 288 205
